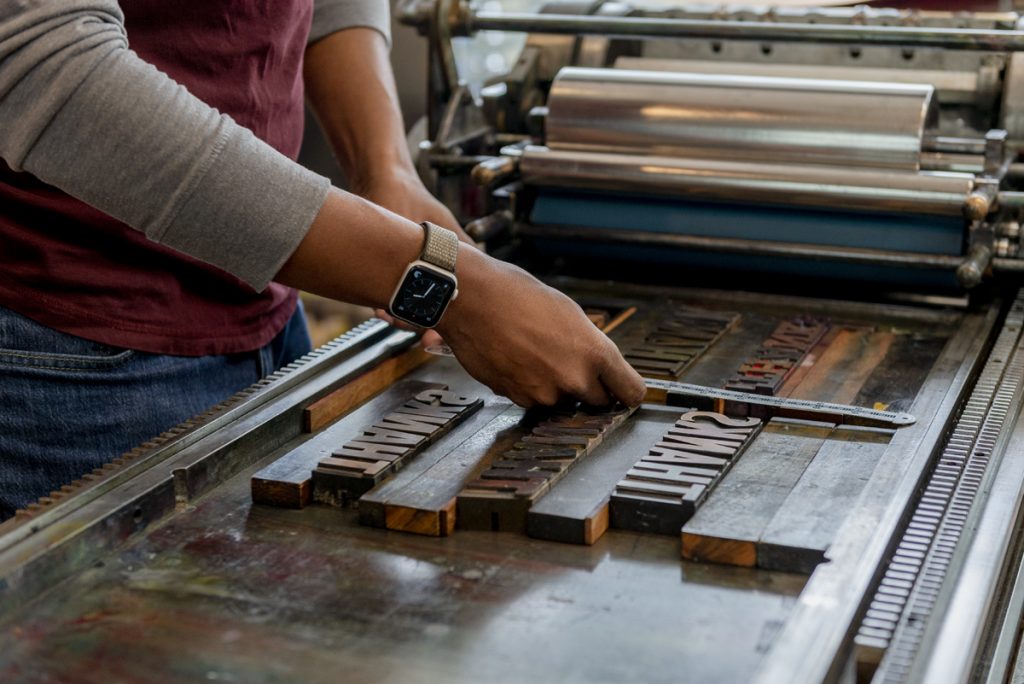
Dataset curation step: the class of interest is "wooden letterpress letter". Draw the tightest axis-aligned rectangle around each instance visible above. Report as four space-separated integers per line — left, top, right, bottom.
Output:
610 409 762 534
313 386 482 505
726 316 829 396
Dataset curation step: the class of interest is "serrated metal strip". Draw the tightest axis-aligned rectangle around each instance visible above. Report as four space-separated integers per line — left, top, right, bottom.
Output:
853 297 1024 681
10 318 392 524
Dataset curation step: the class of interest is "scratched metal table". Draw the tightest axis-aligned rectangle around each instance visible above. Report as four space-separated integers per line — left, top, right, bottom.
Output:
0 282 991 683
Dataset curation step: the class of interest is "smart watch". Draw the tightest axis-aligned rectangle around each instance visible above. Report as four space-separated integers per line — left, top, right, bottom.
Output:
388 222 460 329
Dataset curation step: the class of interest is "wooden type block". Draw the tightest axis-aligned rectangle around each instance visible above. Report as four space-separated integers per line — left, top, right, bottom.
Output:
677 316 782 390
318 456 391 477
611 488 707 536
767 326 840 398
757 427 892 573
251 379 441 508
723 316 830 399
610 410 761 536
303 346 432 432
680 420 832 567
457 480 549 533
675 327 895 424
525 406 681 545
312 388 483 506
358 401 523 536
618 306 739 380
457 405 636 533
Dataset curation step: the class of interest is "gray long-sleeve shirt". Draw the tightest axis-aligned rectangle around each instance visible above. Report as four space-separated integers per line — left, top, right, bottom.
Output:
0 0 389 292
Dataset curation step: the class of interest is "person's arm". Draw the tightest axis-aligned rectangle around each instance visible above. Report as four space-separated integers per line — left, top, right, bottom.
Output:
0 0 326 291
0 0 645 408
277 188 646 408
303 24 466 238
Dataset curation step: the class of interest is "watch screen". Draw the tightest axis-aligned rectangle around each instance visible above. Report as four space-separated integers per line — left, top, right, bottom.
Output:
392 266 455 327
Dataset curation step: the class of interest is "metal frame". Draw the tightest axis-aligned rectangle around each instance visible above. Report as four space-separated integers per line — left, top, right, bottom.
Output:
755 304 1003 683
465 12 1024 52
0 322 419 614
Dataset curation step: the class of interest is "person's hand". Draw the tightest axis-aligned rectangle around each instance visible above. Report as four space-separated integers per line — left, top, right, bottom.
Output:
277 187 644 409
437 247 647 409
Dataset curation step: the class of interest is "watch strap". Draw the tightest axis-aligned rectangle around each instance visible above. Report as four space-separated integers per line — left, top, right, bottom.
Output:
420 221 459 273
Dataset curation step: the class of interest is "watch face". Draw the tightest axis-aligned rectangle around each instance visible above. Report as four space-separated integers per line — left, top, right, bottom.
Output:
392 266 455 328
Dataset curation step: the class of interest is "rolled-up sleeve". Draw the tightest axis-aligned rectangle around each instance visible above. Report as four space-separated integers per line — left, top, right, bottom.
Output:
0 0 331 291
310 0 391 45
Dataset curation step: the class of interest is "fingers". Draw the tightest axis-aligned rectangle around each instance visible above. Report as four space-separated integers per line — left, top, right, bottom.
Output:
574 381 612 408
597 343 647 407
420 329 444 348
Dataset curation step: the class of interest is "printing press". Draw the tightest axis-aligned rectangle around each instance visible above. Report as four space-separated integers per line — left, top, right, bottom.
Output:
11 2 1024 682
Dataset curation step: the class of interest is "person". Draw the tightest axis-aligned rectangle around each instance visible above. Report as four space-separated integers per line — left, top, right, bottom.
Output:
0 1 645 519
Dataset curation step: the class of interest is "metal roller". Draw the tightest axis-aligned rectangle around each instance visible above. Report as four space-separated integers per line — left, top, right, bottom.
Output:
614 58 981 107
546 68 938 171
520 146 976 217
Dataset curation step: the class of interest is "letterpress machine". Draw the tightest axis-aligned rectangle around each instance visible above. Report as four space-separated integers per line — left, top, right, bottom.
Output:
11 2 1024 683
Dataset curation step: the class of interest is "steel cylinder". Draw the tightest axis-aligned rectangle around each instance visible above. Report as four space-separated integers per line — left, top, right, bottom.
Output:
545 67 938 171
519 147 975 216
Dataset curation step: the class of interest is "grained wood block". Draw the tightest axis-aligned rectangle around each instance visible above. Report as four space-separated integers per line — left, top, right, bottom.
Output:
527 405 681 545
610 410 761 536
724 316 830 399
358 401 522 536
312 388 483 506
251 379 441 508
616 306 740 380
303 346 432 432
757 427 892 573
679 420 832 566
457 405 635 533
681 325 904 569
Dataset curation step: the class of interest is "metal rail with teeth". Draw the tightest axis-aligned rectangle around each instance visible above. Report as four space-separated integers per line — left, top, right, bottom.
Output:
1 318 404 536
854 295 1024 681
0 316 422 616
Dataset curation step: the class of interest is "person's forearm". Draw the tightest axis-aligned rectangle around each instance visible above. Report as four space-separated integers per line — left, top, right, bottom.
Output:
276 188 424 307
304 28 415 191
276 186 646 410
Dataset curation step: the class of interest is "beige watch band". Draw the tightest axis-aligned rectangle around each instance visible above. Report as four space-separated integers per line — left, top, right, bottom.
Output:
420 221 459 273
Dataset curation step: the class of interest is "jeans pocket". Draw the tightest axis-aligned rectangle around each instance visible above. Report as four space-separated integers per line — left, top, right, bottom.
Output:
0 307 135 372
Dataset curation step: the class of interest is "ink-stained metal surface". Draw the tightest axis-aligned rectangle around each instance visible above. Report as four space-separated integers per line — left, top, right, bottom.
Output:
0 281 986 684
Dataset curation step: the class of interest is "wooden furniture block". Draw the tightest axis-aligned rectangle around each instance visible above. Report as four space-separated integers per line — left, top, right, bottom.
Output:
757 427 892 573
783 328 893 405
312 388 483 505
457 405 636 533
251 379 440 508
610 409 762 536
679 420 832 566
680 326 901 569
303 346 432 432
527 405 681 545
358 401 523 536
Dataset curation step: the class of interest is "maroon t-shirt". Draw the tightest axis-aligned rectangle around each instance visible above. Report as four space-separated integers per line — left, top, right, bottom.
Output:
0 0 313 356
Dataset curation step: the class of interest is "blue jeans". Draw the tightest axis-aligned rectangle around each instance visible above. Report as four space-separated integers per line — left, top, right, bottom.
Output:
0 303 311 519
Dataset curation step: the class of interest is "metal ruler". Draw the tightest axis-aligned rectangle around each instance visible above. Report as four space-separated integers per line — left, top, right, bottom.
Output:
644 378 917 429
